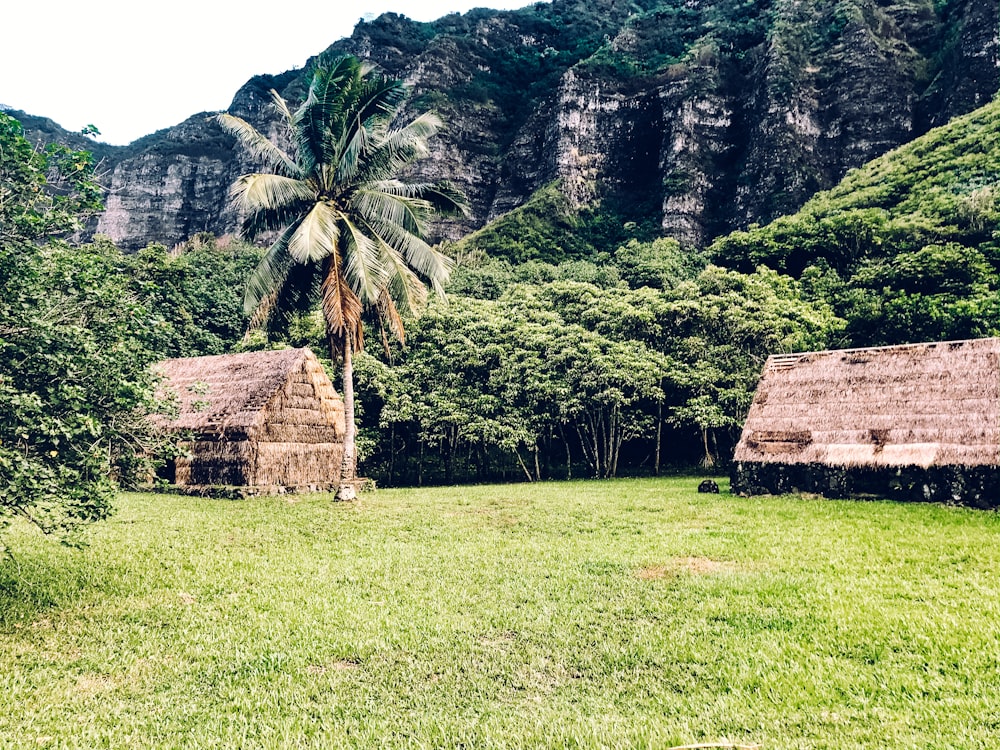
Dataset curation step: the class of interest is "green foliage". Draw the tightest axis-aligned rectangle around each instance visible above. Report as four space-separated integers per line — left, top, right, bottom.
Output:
453 183 590 263
123 235 262 358
0 113 101 244
842 242 997 345
453 181 660 265
356 257 838 484
613 237 705 289
711 97 1000 346
662 266 843 460
577 0 772 80
0 114 162 543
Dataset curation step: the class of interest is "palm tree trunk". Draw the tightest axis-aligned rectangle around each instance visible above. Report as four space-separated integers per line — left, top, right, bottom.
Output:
337 337 358 501
655 382 663 476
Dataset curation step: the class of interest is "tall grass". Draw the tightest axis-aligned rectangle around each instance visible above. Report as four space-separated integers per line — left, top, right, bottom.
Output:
2 478 999 748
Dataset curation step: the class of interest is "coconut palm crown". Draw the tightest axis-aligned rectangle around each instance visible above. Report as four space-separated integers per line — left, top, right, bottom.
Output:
217 53 466 499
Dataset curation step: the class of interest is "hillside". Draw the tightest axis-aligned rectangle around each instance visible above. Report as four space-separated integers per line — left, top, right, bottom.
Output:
712 95 1000 345
15 0 999 252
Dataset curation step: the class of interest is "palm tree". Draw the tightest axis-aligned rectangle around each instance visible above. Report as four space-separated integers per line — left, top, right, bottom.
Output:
217 54 465 500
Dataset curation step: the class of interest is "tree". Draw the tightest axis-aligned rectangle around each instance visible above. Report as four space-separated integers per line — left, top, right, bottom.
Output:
662 265 842 464
123 236 262 359
217 54 465 500
0 113 161 546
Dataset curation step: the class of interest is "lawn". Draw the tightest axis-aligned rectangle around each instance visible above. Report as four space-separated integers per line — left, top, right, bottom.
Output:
2 478 999 749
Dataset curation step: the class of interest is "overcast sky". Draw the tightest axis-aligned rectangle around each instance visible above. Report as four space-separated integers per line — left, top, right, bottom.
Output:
2 0 538 145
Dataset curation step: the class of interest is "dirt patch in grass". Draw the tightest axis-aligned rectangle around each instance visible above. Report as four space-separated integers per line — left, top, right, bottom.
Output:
637 557 737 579
75 674 115 695
307 659 361 675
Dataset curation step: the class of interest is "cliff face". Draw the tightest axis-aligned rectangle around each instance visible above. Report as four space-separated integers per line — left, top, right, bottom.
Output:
27 0 998 251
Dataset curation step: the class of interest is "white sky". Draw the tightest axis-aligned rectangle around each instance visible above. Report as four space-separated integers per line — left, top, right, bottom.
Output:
1 0 538 145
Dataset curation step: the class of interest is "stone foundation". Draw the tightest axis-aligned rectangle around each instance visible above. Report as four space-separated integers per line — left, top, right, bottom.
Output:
731 462 1000 510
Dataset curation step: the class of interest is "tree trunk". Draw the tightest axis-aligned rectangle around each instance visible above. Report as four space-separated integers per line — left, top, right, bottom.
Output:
444 425 456 484
655 385 663 476
387 422 395 487
559 423 572 480
610 405 622 479
418 437 424 487
514 450 533 482
337 337 358 501
700 426 715 469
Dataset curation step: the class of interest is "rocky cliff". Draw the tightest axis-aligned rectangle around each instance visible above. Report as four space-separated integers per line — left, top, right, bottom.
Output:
20 0 999 251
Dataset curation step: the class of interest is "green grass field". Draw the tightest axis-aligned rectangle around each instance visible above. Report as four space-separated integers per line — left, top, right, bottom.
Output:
2 478 999 749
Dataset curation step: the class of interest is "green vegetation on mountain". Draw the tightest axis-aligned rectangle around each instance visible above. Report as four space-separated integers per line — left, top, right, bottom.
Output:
712 95 1000 345
450 182 661 264
55 0 992 252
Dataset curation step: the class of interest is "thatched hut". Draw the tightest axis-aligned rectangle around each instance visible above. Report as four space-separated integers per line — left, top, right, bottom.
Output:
154 348 345 492
731 338 1000 508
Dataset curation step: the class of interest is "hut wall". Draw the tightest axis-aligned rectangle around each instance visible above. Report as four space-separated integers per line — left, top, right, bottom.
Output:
176 438 345 488
734 340 1000 468
732 461 1000 509
176 440 255 487
249 441 345 487
732 339 1000 507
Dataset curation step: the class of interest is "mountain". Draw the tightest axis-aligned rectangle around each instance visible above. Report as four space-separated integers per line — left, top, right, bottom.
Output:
17 0 999 252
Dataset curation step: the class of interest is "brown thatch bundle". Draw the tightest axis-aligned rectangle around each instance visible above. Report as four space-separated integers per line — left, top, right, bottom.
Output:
153 348 345 488
734 338 1000 469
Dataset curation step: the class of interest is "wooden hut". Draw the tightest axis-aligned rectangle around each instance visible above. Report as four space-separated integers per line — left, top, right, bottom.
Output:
154 348 345 492
731 338 1000 508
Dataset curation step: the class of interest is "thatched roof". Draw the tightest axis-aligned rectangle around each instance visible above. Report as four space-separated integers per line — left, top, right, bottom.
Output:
733 338 1000 469
154 348 341 438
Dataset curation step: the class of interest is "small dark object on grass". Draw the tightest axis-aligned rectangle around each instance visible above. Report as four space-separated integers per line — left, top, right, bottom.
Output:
698 479 720 494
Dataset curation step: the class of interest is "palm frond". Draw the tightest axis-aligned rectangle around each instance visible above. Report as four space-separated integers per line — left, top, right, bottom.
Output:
334 121 374 186
415 181 471 218
229 173 315 212
241 204 309 240
351 188 432 236
375 236 430 317
339 216 385 305
349 114 444 187
368 217 454 285
360 180 469 235
296 55 362 169
325 74 404 180
348 75 407 130
320 255 364 353
233 175 314 239
215 113 298 176
268 89 295 129
288 201 340 263
376 288 407 345
243 224 297 317
389 111 444 143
